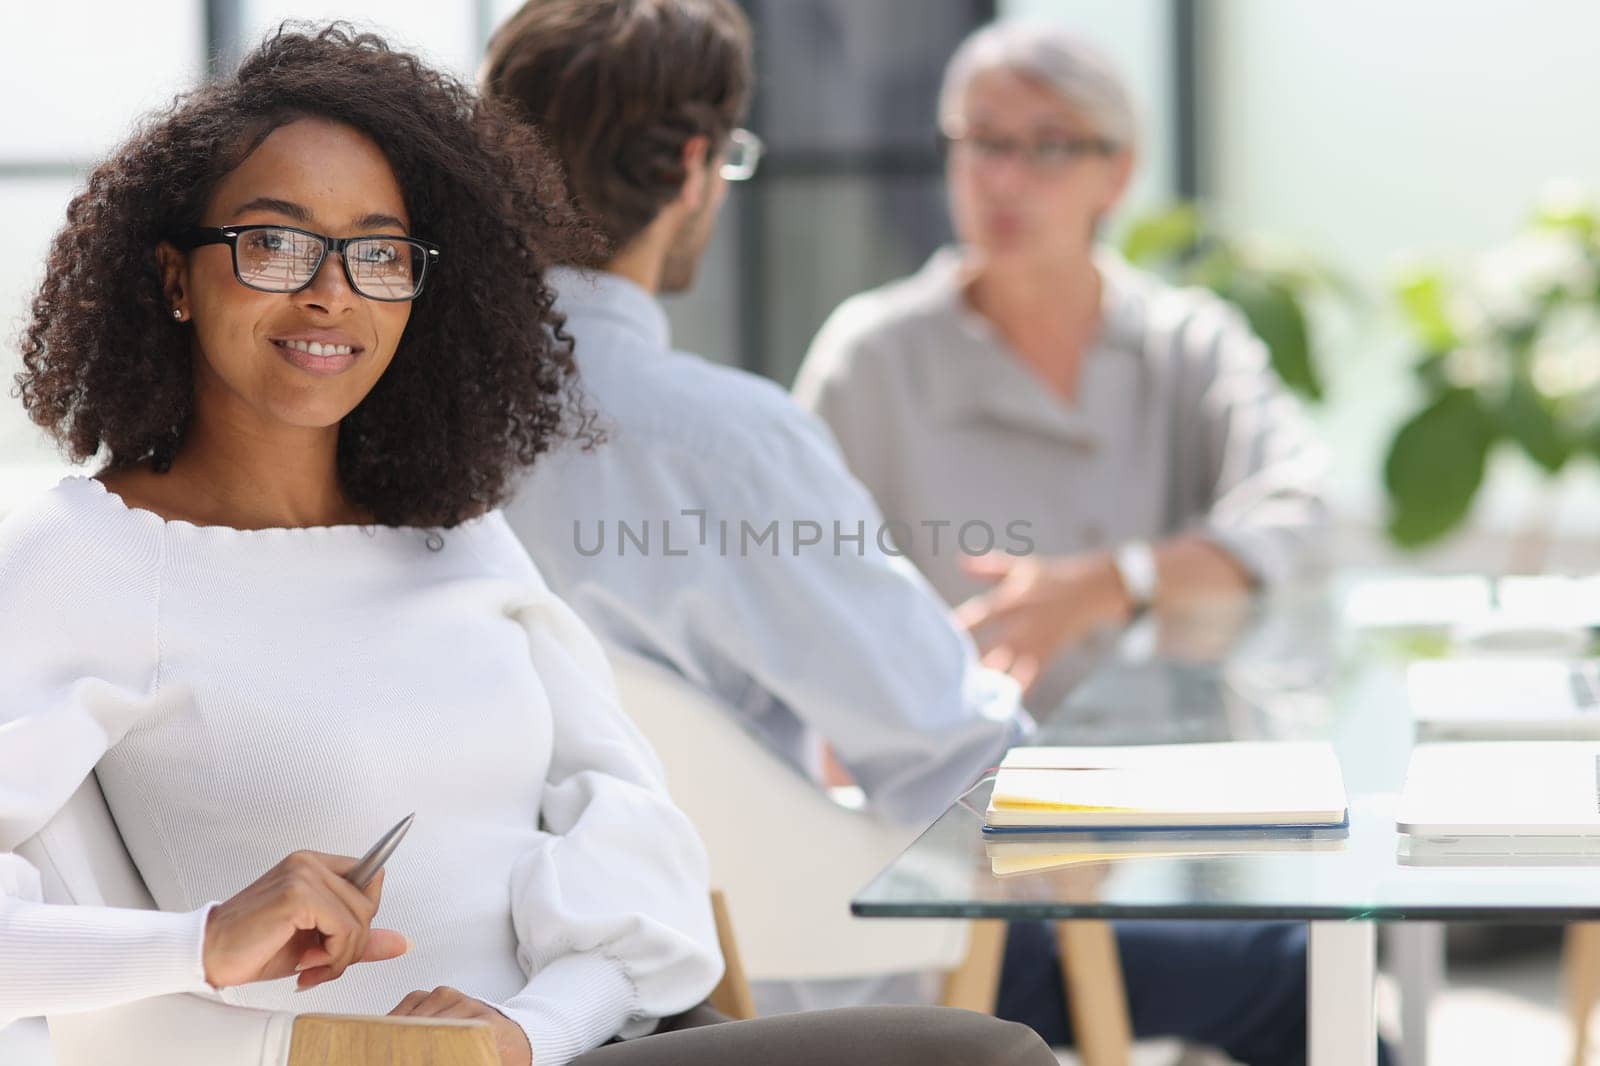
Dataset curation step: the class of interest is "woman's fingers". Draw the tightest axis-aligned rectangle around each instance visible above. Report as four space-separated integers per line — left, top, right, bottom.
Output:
391 986 472 1017
303 853 387 910
960 552 1016 582
388 989 432 1016
1010 652 1043 695
205 850 409 992
980 644 1016 675
362 928 411 962
289 865 370 984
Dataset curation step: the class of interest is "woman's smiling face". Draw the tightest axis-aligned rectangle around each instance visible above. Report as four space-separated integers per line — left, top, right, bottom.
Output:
161 117 415 433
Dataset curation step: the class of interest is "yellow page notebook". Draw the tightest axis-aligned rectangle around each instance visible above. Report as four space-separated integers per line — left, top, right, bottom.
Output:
984 741 1348 832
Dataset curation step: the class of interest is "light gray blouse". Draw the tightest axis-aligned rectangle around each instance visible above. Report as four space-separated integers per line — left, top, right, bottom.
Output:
794 247 1329 709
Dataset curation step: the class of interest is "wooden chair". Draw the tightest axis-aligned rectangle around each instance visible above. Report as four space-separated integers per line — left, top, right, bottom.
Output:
611 649 1133 1065
284 896 763 1066
1565 922 1600 1066
287 1015 498 1066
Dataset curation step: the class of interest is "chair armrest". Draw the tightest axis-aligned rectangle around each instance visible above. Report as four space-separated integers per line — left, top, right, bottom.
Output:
48 994 497 1066
49 993 295 1066
289 1014 497 1066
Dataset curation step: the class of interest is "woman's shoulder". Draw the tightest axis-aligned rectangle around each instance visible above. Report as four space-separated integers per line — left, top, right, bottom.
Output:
451 508 553 592
0 476 163 600
0 478 162 696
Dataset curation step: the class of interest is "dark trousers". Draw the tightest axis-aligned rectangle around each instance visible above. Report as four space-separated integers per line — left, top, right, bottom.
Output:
997 920 1393 1066
572 1003 1057 1065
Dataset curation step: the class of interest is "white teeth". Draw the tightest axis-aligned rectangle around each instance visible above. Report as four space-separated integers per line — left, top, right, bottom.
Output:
280 339 354 357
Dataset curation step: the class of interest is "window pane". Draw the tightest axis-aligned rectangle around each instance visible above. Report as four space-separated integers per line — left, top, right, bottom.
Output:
752 0 989 156
996 0 1176 218
0 1 202 161
761 174 951 386
239 1 482 83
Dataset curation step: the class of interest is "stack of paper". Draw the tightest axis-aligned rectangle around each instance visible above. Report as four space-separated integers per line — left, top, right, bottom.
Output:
984 741 1349 833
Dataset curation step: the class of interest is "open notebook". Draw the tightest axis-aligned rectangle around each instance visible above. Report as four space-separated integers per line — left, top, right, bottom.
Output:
984 741 1349 833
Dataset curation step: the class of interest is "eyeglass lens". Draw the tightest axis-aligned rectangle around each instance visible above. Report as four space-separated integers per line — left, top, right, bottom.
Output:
236 227 423 300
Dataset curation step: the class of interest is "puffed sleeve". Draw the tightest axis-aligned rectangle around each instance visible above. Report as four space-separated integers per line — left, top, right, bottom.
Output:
0 486 214 1028
487 535 720 1066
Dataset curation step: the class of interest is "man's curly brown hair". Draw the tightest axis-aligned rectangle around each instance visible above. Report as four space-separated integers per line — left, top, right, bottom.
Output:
15 23 600 528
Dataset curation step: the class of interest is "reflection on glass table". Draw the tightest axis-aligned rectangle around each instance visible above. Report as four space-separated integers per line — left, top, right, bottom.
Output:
853 578 1600 1066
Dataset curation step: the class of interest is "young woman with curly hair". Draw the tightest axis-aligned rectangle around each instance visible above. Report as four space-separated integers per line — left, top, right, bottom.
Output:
0 21 1053 1066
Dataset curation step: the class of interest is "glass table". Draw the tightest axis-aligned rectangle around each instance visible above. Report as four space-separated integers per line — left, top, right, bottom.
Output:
852 579 1600 1066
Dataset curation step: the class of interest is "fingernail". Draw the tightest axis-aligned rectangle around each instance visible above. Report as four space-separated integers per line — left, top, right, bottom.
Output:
294 962 312 973
402 935 414 954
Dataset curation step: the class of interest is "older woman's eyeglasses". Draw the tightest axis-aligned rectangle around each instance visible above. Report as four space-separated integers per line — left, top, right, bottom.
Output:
719 128 764 182
172 224 440 302
942 127 1120 173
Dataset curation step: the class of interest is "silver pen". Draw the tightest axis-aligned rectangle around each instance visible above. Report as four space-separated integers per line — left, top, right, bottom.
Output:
344 813 414 890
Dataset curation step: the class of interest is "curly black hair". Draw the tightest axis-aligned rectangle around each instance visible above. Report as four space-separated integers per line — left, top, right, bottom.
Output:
15 23 601 528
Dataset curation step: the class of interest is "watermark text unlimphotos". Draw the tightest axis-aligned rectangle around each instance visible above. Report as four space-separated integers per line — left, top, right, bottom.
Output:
573 509 1034 558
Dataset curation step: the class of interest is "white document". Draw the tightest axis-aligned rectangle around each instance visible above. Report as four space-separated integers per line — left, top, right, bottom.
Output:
1407 659 1600 740
1343 576 1493 630
985 741 1348 830
1397 741 1600 839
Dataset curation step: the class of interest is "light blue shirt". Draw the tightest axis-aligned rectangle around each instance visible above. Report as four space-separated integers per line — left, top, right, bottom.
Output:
504 269 1030 826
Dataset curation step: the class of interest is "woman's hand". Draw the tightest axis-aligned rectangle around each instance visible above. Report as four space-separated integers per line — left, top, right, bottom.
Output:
389 986 533 1066
954 552 1134 692
202 850 410 992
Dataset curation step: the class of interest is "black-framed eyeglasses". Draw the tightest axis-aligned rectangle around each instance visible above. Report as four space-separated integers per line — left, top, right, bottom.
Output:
172 224 441 302
941 128 1121 173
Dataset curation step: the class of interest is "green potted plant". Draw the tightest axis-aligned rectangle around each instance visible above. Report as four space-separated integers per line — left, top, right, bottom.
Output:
1385 184 1600 547
1119 202 1345 402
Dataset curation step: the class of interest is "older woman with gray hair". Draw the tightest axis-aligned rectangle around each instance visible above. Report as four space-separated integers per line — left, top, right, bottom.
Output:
795 21 1329 714
795 22 1380 1066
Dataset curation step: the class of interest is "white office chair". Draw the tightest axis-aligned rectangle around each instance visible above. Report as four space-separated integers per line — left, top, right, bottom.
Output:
607 647 975 986
608 649 1143 1065
10 773 496 1066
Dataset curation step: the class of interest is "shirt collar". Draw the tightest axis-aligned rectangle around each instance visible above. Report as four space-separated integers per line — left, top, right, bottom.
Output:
547 266 672 352
911 245 1146 446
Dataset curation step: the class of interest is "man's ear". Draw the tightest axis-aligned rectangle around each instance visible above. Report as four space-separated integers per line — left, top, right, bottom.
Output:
677 133 713 212
156 241 190 320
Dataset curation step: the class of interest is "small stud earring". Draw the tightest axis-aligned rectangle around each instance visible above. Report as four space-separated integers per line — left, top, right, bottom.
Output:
172 308 184 321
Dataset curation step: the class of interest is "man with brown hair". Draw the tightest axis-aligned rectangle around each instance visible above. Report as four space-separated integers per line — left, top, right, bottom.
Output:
487 5 1329 1065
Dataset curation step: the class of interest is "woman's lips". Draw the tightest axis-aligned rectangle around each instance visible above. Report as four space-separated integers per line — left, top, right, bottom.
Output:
272 337 361 376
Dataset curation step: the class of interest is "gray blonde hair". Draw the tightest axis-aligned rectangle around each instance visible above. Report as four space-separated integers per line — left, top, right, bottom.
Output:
938 21 1137 150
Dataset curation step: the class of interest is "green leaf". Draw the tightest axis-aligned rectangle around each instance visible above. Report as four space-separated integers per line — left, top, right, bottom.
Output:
1217 275 1323 401
1383 389 1496 547
1532 191 1598 239
1501 374 1572 472
1393 268 1459 352
1120 204 1202 266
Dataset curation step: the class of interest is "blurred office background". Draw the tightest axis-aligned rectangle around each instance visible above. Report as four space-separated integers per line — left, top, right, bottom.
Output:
7 3 1600 1061
9 1 1600 576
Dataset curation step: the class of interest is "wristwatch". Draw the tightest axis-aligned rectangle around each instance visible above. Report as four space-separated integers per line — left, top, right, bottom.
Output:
1112 540 1158 612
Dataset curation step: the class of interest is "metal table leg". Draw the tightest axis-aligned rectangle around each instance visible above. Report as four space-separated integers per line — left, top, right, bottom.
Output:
1385 921 1445 1066
1310 921 1377 1066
